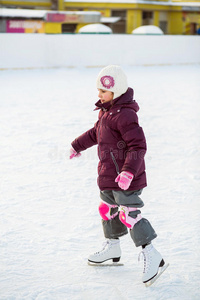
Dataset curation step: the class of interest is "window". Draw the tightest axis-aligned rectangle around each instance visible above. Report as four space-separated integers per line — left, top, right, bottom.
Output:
142 11 153 25
111 10 126 33
112 10 126 19
62 24 77 33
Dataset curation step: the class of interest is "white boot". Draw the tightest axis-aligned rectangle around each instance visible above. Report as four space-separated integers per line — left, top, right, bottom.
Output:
88 239 121 263
139 244 165 284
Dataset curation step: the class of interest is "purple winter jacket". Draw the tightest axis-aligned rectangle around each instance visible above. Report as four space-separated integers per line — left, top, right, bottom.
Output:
71 87 147 191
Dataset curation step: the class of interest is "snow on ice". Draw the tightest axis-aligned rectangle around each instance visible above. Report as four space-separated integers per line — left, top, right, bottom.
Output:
0 64 200 299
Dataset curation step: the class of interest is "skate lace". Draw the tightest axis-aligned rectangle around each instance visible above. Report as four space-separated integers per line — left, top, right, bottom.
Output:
138 249 151 274
94 240 109 255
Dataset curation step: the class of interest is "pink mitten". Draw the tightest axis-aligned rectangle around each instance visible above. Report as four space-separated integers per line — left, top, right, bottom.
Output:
115 171 134 190
69 147 81 159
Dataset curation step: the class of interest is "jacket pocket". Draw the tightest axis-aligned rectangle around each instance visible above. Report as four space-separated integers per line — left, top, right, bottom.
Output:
110 151 120 175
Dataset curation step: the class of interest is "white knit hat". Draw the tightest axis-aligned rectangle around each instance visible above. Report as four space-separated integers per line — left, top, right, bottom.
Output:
96 65 128 99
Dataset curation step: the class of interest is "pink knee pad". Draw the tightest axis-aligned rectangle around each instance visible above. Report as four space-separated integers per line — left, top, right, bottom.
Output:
119 206 142 229
99 201 118 221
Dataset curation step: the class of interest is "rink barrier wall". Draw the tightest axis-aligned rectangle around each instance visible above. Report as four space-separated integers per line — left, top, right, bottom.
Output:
0 34 200 69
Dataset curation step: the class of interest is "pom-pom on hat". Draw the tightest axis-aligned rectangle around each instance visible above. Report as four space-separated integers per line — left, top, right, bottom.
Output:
96 65 128 100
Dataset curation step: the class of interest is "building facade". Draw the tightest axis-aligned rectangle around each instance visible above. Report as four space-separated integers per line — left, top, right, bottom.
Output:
1 0 200 34
64 0 200 34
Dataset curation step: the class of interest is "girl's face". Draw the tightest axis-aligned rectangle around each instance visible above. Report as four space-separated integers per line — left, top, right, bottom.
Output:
98 89 114 104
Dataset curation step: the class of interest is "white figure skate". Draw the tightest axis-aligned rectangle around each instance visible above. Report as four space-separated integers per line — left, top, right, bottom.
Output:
88 239 123 266
139 244 169 287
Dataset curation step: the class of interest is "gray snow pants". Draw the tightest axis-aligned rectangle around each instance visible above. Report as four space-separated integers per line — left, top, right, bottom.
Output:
100 189 157 247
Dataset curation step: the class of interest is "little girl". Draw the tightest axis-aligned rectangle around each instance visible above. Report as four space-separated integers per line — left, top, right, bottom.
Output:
70 65 168 286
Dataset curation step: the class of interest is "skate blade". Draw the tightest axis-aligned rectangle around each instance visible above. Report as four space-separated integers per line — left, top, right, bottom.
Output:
88 261 124 267
145 263 169 287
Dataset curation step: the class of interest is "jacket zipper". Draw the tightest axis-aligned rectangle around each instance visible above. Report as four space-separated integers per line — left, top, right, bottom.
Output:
110 151 120 175
98 117 103 176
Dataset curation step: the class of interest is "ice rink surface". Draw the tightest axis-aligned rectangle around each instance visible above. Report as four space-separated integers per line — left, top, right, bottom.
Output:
0 64 200 299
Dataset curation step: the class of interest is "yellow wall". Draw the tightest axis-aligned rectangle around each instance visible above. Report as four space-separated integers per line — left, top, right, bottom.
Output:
58 0 64 10
127 10 142 33
126 10 134 34
45 23 62 34
45 22 87 34
65 2 137 10
1 0 51 8
168 11 183 34
154 11 160 27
